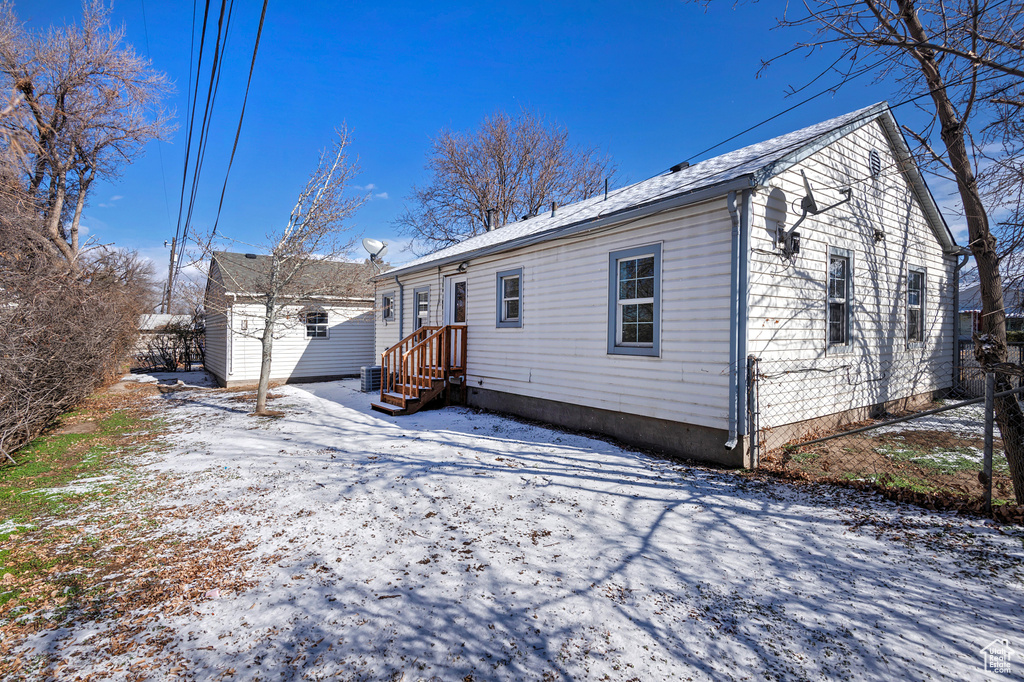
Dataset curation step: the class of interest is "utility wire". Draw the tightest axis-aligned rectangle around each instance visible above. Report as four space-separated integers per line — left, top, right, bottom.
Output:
173 0 212 251
178 0 234 272
172 0 234 286
672 0 1014 171
210 0 269 239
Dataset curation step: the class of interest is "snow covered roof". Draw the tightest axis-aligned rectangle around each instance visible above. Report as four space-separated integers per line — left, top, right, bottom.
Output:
139 314 190 331
384 102 957 278
959 284 1024 315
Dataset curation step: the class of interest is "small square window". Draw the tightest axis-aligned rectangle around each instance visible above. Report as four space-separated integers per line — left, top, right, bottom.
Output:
382 293 395 321
302 308 328 338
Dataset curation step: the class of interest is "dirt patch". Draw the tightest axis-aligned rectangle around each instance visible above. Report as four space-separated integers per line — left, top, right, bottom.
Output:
52 421 99 435
763 426 1015 504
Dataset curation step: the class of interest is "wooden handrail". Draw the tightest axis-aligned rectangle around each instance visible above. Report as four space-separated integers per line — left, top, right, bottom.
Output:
380 324 467 404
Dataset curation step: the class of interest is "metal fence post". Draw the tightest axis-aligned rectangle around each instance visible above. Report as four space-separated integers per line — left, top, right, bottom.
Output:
747 355 760 468
984 371 995 514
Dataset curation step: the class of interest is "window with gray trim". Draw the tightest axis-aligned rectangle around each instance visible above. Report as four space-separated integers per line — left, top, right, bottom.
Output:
828 251 851 347
382 292 395 322
608 244 661 357
907 268 925 343
413 287 430 329
495 268 523 328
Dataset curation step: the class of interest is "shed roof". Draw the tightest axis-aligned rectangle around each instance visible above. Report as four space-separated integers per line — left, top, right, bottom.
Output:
383 102 957 279
212 251 374 300
138 314 190 331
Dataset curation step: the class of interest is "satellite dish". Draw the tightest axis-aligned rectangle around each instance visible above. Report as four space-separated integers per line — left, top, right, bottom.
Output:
361 237 388 263
800 170 819 215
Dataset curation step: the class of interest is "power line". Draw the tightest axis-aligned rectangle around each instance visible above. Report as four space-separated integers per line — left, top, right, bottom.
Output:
178 0 234 273
173 0 212 253
582 68 1013 227
210 0 269 239
171 0 233 288
673 0 1015 171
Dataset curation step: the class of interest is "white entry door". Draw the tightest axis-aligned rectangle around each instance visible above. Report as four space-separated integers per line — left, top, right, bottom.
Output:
444 274 468 325
444 274 467 368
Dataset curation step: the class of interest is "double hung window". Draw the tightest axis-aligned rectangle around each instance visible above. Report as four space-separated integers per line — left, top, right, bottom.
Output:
414 288 430 329
608 245 661 357
828 252 850 347
495 268 522 328
907 269 925 344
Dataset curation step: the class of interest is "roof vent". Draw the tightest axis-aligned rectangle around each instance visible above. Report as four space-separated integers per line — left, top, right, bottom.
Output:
869 149 881 178
670 161 690 173
244 253 258 259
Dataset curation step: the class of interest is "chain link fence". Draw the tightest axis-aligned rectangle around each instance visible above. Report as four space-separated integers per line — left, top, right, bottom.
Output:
748 350 1021 515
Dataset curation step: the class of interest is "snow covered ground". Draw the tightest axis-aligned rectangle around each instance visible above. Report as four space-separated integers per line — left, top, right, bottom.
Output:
15 377 1024 680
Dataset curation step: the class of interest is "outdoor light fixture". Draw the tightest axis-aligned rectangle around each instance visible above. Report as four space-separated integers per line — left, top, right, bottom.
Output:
457 261 469 273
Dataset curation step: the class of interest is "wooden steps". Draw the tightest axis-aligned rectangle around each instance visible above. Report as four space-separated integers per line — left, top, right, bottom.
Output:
373 325 467 417
371 378 445 416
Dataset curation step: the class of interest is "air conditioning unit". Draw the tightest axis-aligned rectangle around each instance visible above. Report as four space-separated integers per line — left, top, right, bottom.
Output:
360 365 381 392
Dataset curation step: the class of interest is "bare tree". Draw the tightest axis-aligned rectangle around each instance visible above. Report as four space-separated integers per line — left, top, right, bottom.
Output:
198 128 368 414
396 109 616 254
0 0 171 269
754 0 1024 501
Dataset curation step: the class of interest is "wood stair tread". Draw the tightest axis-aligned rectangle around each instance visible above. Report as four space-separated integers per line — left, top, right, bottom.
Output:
371 401 408 415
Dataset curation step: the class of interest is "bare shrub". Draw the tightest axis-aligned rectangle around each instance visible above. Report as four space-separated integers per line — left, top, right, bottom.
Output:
0 230 148 462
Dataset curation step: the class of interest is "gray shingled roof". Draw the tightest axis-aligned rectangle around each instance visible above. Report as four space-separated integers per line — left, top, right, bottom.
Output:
212 251 374 299
385 102 956 278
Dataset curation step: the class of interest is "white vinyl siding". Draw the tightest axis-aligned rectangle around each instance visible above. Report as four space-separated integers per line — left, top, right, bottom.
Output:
371 118 956 434
748 118 955 425
381 199 733 430
204 308 228 382
202 263 229 384
223 301 374 383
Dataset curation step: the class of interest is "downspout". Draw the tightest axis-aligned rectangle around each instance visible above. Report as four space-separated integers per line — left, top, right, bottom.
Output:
726 191 742 450
394 275 405 340
737 190 752 451
952 248 971 393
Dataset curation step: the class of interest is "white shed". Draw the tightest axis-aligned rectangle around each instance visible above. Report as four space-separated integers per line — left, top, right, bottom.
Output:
371 103 961 467
204 252 375 388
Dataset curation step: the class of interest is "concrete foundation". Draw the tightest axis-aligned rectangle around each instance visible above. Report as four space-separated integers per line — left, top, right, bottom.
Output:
212 372 359 389
466 386 748 468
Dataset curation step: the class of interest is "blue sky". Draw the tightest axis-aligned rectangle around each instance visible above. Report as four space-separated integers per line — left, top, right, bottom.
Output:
22 1 930 273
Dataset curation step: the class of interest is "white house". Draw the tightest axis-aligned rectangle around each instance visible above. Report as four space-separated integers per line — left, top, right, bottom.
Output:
371 103 962 467
204 252 375 388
